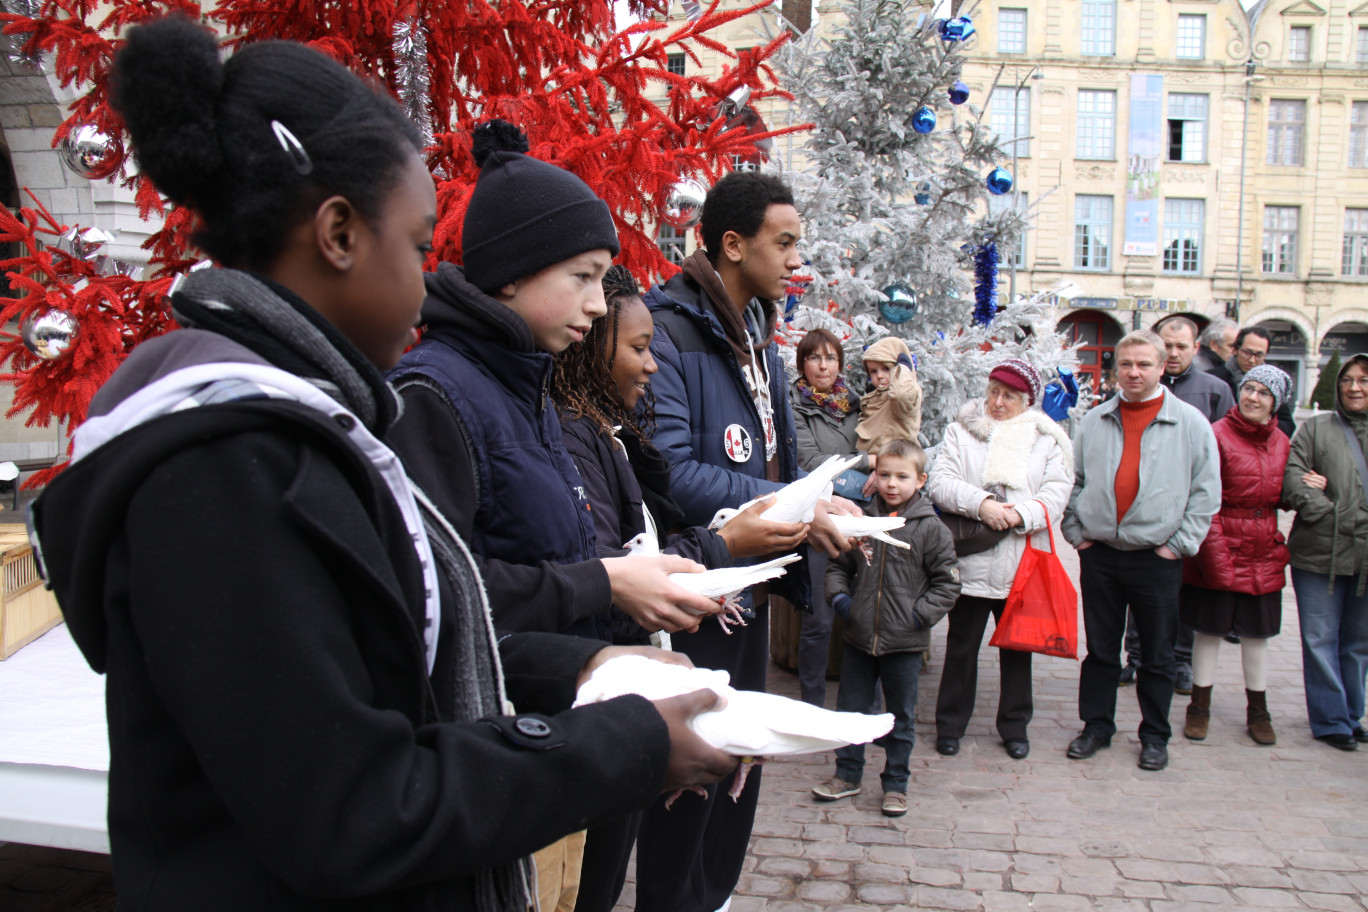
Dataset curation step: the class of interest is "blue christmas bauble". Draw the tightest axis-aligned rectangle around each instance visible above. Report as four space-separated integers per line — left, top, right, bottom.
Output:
948 81 970 105
911 106 937 134
986 166 1013 195
914 180 933 205
938 16 975 42
879 283 918 324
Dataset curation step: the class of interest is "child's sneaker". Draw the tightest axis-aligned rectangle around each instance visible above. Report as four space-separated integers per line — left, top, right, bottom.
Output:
881 791 908 817
812 776 861 801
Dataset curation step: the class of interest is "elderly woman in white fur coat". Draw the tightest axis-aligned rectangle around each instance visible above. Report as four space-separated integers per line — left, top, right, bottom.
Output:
927 358 1075 761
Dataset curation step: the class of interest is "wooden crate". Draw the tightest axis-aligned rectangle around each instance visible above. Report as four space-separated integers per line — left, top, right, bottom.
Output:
0 523 61 659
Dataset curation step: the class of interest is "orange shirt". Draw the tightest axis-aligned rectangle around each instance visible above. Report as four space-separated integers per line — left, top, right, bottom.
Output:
1115 395 1164 524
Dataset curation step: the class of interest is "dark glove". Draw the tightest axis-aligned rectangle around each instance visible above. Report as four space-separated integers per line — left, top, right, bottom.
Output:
831 593 852 620
895 353 916 373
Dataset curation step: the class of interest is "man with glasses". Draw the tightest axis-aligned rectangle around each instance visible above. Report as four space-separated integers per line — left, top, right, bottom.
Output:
1208 326 1296 439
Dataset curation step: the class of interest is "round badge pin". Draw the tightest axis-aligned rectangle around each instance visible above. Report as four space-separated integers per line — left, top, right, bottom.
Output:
723 423 753 463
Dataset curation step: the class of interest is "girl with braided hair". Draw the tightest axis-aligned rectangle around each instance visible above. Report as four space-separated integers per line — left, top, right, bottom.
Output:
554 266 807 912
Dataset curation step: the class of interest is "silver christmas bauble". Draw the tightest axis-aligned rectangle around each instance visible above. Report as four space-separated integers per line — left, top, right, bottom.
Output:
59 122 121 180
662 178 707 229
20 308 79 360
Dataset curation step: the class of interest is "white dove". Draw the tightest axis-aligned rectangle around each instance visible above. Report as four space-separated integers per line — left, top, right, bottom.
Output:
575 655 895 802
709 453 863 529
624 533 799 633
829 513 909 550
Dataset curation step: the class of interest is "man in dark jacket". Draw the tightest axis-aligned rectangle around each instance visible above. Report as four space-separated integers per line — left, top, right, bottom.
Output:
1208 325 1296 439
1194 318 1237 373
636 171 854 912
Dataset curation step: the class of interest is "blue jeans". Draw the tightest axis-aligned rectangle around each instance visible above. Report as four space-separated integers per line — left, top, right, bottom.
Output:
833 645 921 792
1292 567 1368 737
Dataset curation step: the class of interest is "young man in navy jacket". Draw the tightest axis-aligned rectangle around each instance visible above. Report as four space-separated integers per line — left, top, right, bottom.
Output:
636 171 856 912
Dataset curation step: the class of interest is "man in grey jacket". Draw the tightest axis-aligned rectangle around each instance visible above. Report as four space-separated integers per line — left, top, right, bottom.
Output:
1062 330 1221 771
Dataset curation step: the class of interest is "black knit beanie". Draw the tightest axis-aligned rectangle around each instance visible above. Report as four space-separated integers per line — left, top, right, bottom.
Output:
462 120 620 293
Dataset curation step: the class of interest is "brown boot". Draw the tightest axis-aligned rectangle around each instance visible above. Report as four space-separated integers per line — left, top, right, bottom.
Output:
1246 689 1276 745
1184 685 1212 740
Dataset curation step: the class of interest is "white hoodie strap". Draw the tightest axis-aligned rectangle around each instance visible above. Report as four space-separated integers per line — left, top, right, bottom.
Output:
75 363 443 672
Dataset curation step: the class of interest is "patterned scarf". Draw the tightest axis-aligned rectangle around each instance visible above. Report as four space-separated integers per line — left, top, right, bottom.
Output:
797 375 854 419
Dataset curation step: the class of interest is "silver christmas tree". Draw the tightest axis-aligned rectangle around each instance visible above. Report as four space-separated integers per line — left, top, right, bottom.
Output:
775 0 1077 443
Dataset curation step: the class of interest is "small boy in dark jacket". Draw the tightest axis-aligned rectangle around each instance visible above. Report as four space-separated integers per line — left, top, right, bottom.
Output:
813 438 960 816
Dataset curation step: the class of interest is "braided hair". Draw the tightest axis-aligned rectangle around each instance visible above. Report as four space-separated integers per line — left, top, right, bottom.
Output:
552 264 656 438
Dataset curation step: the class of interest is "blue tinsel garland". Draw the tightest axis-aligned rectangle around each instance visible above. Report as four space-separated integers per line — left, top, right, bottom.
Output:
973 243 998 326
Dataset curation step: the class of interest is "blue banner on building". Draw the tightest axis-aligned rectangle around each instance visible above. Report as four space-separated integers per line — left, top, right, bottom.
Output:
1124 74 1163 257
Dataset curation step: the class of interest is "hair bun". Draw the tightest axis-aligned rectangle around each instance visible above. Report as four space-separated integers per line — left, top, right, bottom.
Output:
110 16 225 205
471 119 529 168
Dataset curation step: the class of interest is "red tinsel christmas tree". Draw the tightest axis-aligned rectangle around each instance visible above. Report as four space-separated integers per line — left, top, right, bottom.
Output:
0 0 804 479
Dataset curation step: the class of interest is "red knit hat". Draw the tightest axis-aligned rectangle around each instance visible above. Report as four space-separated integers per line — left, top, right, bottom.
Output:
988 358 1042 406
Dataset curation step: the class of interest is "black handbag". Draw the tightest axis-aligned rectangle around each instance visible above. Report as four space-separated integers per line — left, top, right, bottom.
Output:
938 492 1010 557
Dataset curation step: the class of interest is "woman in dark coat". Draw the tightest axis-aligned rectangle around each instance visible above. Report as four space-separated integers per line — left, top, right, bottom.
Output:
553 265 803 912
790 328 869 705
30 20 734 912
1181 364 1293 745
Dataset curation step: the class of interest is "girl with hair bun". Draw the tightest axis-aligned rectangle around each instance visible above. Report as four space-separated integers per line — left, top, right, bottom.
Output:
29 17 733 912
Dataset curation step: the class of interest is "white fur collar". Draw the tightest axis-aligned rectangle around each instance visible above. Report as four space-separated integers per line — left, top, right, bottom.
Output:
957 399 1074 489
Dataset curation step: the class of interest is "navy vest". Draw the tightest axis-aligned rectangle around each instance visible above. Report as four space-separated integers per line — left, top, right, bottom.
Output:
389 327 597 578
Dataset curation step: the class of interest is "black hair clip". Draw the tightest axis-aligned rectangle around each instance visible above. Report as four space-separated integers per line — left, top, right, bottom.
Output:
270 120 313 176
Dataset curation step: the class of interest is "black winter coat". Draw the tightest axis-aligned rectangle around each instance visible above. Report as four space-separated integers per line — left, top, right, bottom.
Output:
32 330 670 912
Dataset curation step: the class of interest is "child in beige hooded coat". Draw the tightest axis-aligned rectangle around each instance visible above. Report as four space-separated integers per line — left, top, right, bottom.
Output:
857 336 924 455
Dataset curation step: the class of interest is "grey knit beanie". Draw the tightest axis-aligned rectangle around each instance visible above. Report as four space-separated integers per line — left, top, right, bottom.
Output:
1242 364 1292 413
461 120 620 293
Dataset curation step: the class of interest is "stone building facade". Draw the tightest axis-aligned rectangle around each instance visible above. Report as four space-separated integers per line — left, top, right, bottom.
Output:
654 0 1368 401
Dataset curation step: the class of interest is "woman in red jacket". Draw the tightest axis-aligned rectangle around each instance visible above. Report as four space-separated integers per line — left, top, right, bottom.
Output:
1182 364 1293 745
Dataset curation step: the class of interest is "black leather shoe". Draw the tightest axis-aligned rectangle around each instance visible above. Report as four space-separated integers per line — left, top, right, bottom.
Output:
1067 732 1111 759
1223 633 1241 645
1174 666 1194 696
1004 738 1030 760
1138 742 1169 770
1352 726 1368 744
1317 733 1360 751
1117 663 1137 686
935 736 960 756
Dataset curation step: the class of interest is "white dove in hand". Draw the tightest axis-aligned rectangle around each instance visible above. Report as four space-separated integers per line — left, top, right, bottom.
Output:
626 533 799 633
709 454 863 529
829 514 909 550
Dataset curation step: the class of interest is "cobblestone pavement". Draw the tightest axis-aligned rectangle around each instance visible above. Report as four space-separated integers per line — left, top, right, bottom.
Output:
615 533 1368 912
7 533 1367 911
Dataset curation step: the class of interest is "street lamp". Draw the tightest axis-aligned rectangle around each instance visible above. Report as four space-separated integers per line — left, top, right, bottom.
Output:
1008 66 1043 305
1234 59 1264 322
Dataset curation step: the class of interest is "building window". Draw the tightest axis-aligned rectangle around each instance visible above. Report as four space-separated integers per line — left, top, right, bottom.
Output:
1351 102 1368 169
1262 206 1298 275
1358 26 1368 65
1176 15 1205 59
1344 210 1368 277
666 53 685 76
998 8 1027 54
1074 195 1112 271
1287 26 1310 63
1267 100 1306 166
1081 0 1115 56
658 224 686 265
1167 93 1207 163
1162 198 1203 274
988 192 1028 267
1076 90 1116 160
989 86 1031 157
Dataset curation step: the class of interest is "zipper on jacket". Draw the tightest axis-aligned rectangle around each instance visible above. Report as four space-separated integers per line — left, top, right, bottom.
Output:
871 540 887 654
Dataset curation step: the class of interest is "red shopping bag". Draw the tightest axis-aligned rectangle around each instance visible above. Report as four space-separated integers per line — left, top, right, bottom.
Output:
989 505 1078 659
